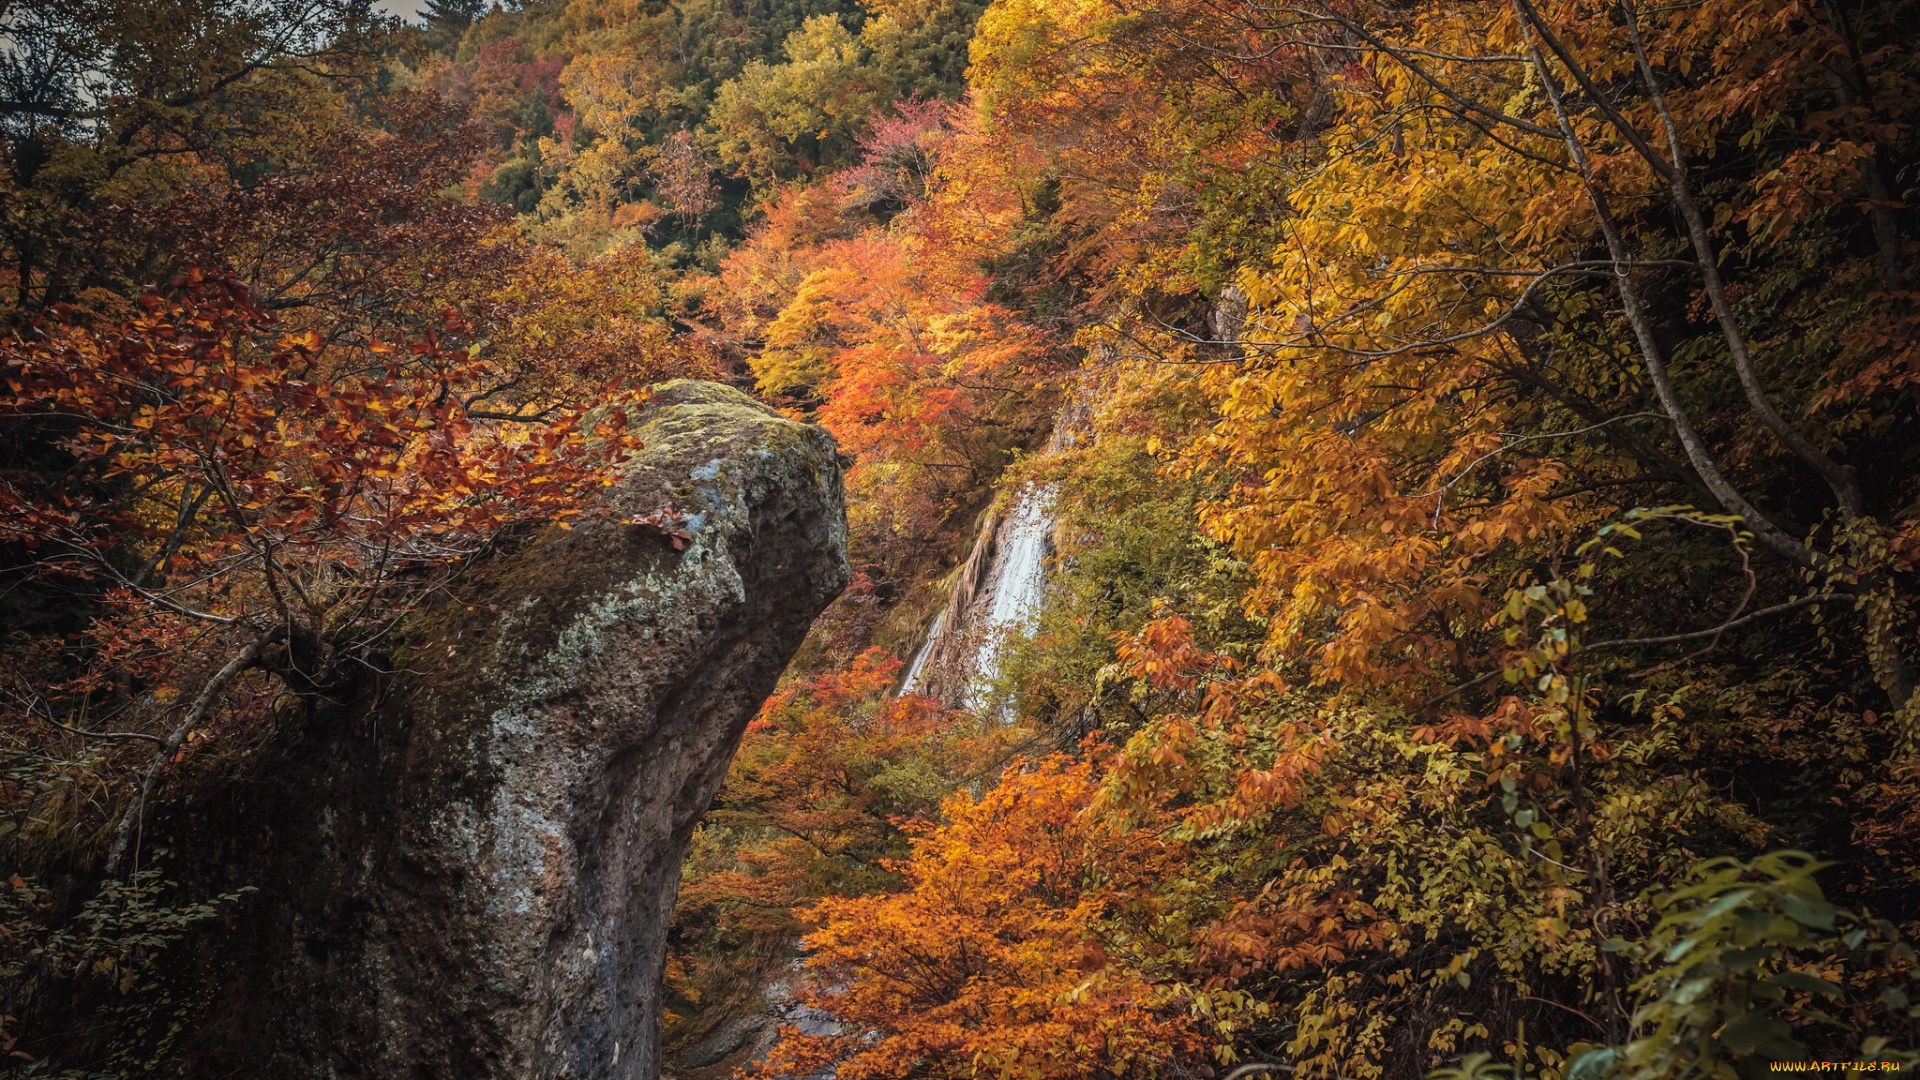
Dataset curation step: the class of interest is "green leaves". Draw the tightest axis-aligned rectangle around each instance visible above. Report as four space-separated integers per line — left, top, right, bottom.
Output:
1535 851 1917 1080
1567 1047 1621 1079
1430 1051 1513 1080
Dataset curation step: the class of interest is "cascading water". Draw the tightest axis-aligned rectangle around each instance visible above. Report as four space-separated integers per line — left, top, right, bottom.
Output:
753 398 1098 1077
963 486 1053 710
899 485 1057 707
749 342 1197 1080
898 610 943 693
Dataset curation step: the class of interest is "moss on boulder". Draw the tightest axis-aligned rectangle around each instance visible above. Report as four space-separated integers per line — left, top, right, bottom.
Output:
157 381 848 1080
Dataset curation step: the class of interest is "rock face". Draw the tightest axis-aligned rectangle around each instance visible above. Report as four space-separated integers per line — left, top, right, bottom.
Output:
163 381 848 1079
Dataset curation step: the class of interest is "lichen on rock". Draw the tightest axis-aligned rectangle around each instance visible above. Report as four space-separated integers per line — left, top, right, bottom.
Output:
156 380 849 1080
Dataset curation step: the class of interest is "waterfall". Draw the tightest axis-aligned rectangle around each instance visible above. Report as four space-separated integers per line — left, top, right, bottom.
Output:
898 609 943 693
899 389 1091 706
899 485 1057 706
762 396 1093 1075
962 486 1053 710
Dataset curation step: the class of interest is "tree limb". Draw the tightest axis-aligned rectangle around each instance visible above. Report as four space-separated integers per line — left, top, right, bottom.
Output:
105 628 280 876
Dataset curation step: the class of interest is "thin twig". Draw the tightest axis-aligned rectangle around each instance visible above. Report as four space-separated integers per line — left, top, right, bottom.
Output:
1421 595 1832 708
1512 8 1817 569
33 715 166 747
1226 1063 1367 1080
1578 595 1828 655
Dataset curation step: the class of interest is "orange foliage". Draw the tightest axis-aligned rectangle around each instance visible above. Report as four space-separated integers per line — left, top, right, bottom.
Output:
0 267 681 869
0 269 653 628
698 111 1068 621
764 757 1206 1080
687 649 1014 928
664 649 1023 1042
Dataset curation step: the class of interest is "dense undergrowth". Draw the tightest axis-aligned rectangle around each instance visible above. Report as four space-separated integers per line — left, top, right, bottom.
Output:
3 0 1919 1076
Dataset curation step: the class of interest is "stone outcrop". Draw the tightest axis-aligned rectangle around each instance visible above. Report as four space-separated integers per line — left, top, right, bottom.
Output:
159 381 848 1079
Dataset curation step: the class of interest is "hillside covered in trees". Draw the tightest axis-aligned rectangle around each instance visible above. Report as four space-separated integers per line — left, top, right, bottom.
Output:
3 0 1919 1076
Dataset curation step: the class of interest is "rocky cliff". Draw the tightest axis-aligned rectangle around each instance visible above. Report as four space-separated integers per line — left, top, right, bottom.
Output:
155 381 848 1079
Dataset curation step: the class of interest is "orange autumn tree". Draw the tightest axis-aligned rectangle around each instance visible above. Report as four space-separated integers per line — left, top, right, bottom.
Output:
764 756 1206 1080
1117 0 1920 709
700 104 1064 640
665 649 1024 1048
747 0 1920 1072
0 6 718 1066
0 67 716 877
963 0 1916 710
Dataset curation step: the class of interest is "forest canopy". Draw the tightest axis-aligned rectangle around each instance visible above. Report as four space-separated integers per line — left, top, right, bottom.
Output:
2 0 1918 1076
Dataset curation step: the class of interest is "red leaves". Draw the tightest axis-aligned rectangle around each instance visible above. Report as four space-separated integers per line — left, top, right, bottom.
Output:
624 506 693 550
2 270 654 755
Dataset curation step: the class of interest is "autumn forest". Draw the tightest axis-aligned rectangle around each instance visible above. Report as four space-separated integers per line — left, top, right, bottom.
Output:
3 0 1919 1075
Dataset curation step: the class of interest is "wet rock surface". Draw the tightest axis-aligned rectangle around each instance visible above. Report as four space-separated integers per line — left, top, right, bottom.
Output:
665 963 842 1080
160 381 848 1079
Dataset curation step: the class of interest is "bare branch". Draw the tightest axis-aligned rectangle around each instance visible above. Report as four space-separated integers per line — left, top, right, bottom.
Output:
105 628 279 877
1579 595 1828 656
1514 11 1817 568
1422 595 1832 708
1616 0 1863 517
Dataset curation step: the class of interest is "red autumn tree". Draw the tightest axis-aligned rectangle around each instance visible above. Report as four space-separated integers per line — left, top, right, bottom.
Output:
0 271 661 871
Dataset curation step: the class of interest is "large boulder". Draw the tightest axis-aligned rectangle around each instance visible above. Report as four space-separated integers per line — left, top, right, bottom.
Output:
162 381 848 1079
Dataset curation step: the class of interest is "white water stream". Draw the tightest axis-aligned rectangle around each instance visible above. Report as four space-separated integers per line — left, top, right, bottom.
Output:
963 487 1053 710
900 485 1055 706
898 609 944 693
